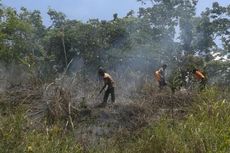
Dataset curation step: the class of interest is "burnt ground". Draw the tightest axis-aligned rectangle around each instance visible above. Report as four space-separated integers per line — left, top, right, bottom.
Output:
0 80 196 148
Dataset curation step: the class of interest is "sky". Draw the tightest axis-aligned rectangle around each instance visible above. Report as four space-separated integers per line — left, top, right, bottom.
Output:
1 0 229 26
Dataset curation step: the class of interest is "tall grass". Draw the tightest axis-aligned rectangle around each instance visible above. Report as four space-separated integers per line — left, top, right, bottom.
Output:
97 87 230 153
0 107 83 153
1 86 230 153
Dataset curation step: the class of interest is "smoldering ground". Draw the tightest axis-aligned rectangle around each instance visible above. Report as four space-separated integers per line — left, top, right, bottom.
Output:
25 44 192 147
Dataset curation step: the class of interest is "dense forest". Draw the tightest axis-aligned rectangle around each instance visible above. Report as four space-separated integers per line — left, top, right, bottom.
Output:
0 0 230 152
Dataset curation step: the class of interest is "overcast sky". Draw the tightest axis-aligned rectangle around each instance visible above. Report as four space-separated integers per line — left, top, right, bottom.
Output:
2 0 229 26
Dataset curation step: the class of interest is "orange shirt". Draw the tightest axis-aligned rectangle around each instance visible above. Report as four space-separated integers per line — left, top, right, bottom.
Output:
155 71 161 81
155 67 165 81
194 70 205 80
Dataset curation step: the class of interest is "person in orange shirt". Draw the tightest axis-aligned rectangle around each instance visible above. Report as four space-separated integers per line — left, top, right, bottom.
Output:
155 64 167 90
98 68 115 107
192 68 206 90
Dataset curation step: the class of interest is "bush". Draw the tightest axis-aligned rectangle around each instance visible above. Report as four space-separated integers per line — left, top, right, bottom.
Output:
0 107 83 153
205 61 230 86
103 87 230 153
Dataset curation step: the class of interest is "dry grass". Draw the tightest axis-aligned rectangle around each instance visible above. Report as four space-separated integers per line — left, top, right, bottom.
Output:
0 72 199 150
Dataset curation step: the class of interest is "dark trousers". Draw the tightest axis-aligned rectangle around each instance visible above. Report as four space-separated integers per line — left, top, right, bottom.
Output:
159 78 167 89
103 87 115 104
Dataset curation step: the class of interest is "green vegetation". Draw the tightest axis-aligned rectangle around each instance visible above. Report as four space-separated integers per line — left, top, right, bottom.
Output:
2 87 228 153
92 88 230 153
0 0 229 152
0 0 229 75
0 106 83 153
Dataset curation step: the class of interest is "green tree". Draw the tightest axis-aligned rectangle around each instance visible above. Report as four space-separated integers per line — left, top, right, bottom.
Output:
0 7 32 63
177 0 197 54
208 2 230 52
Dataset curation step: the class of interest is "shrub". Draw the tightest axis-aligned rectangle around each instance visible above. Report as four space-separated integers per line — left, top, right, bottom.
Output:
105 87 230 153
0 107 83 153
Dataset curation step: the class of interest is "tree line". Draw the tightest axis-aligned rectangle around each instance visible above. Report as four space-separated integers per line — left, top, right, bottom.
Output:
0 0 229 81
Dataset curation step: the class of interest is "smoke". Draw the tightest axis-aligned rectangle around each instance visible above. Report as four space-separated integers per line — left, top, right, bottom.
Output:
0 62 31 92
59 14 180 104
66 56 84 75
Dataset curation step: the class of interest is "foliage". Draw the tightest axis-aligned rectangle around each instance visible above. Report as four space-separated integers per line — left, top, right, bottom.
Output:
0 107 83 153
99 88 230 153
0 7 32 63
0 1 229 152
1 1 229 80
206 60 230 86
